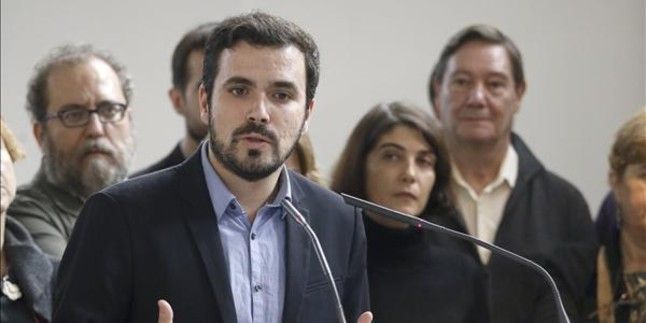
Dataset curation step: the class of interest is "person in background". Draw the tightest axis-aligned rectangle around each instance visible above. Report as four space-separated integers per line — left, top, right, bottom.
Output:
1 118 57 323
132 22 217 177
331 102 488 323
428 24 597 322
285 133 322 184
8 44 136 258
591 110 646 323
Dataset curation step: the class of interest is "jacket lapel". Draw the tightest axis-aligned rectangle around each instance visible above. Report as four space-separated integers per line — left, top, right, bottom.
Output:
282 176 312 322
177 150 237 323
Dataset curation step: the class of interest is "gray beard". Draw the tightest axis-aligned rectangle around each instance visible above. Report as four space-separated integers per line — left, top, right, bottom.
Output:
42 137 133 200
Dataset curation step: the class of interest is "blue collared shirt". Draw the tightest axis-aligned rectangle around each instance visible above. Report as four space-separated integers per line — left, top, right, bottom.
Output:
201 144 288 323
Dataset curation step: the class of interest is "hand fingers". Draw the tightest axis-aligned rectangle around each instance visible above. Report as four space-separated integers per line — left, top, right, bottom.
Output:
357 311 373 323
157 299 174 323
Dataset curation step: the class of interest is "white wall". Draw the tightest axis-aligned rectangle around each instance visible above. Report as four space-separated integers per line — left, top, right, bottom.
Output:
2 0 644 215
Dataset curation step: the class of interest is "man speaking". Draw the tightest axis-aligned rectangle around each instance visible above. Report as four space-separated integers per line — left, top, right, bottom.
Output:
54 12 371 323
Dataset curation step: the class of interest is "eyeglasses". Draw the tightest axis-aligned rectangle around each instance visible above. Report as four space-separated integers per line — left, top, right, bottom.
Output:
42 102 128 128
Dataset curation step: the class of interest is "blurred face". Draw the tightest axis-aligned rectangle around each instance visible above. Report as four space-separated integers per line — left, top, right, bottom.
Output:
37 58 135 199
433 41 525 147
177 50 208 141
1 140 16 248
199 41 311 181
611 163 646 232
365 125 436 228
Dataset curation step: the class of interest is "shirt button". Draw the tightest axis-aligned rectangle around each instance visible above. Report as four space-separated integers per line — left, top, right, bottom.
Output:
254 285 262 292
251 233 256 240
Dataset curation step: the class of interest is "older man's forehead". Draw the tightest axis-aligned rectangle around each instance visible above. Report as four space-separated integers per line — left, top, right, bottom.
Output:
447 42 513 77
46 58 126 111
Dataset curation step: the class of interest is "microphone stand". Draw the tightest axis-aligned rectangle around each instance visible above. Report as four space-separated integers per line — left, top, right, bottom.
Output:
281 200 347 323
341 193 571 323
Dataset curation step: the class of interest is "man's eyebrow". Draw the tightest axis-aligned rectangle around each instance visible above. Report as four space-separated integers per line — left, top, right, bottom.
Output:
449 70 471 77
272 80 298 91
223 76 254 86
58 103 86 111
485 71 511 80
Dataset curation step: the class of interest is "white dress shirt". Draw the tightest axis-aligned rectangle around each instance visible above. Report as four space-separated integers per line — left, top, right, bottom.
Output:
451 145 518 263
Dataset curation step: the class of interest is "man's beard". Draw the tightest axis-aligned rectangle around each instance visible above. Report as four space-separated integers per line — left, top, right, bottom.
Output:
42 134 134 200
209 119 303 182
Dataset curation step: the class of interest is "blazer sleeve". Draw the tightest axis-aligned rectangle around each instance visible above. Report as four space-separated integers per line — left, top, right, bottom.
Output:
53 192 133 323
341 207 370 322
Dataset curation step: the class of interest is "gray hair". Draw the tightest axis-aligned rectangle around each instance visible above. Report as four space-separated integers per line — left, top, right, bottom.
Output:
26 44 134 122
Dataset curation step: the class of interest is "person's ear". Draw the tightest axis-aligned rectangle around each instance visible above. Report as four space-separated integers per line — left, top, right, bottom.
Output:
512 82 527 115
168 87 185 115
199 84 210 124
515 81 527 98
33 122 45 150
302 99 315 133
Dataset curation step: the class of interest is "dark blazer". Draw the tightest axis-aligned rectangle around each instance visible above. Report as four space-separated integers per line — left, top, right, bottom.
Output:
53 150 369 323
429 134 597 323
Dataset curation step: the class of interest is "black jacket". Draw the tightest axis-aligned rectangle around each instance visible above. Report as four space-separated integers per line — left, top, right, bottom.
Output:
429 134 598 323
54 147 369 322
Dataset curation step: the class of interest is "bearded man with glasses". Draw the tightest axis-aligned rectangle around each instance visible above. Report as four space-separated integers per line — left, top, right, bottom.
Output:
9 44 135 259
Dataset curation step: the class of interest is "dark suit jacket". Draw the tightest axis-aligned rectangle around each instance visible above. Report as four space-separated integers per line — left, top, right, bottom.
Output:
53 150 369 323
429 134 597 323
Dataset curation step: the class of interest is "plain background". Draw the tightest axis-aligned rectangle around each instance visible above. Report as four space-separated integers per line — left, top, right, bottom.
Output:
1 0 644 216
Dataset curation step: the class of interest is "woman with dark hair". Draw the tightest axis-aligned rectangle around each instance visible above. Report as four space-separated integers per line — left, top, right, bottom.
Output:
331 102 488 323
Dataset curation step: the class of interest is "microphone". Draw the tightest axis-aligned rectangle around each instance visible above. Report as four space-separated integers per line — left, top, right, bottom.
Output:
341 193 571 323
281 200 347 323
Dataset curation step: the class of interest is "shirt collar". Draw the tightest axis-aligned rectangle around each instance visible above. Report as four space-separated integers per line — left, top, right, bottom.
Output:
200 143 292 221
500 144 518 188
451 144 519 194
